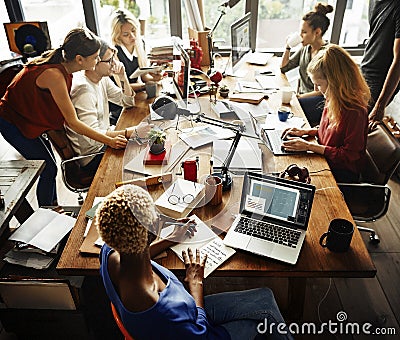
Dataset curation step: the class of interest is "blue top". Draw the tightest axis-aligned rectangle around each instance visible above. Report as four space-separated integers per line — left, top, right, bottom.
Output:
100 244 230 340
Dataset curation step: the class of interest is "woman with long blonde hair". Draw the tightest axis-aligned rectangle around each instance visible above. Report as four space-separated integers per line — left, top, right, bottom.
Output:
282 44 371 183
110 8 162 93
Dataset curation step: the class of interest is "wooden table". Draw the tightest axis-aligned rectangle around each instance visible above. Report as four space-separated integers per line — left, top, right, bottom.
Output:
57 61 376 318
0 160 45 235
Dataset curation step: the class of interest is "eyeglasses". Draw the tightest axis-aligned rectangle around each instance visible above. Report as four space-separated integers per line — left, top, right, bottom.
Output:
99 54 114 65
168 182 196 205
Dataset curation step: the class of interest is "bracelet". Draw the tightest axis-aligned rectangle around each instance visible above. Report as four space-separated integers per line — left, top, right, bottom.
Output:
286 47 291 51
124 128 128 139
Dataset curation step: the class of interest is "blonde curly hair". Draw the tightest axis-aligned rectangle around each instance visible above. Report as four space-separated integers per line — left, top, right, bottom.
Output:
95 185 158 254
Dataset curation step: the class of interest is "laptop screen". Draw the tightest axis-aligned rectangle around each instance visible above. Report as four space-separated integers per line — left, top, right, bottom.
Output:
244 177 300 222
240 172 315 230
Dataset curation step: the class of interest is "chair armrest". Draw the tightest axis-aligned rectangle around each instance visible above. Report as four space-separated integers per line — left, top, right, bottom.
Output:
60 151 105 167
338 183 391 222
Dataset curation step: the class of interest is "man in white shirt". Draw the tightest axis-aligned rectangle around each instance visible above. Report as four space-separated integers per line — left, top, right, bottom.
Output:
67 39 151 170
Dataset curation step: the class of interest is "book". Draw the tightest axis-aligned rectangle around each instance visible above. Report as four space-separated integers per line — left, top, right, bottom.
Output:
160 215 235 278
9 208 75 253
154 178 205 219
229 92 265 105
212 138 262 172
143 141 172 165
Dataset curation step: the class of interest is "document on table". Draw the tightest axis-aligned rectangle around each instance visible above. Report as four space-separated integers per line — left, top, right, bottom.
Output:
129 65 165 79
179 125 235 149
160 215 236 277
9 208 75 253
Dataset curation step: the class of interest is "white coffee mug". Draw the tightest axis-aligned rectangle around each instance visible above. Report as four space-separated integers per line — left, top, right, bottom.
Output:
287 33 302 48
281 87 293 104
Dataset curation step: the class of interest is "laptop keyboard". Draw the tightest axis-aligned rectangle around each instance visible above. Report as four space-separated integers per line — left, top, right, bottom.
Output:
234 216 301 248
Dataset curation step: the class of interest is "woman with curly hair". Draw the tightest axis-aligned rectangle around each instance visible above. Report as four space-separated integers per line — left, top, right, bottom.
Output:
282 44 371 183
97 185 292 340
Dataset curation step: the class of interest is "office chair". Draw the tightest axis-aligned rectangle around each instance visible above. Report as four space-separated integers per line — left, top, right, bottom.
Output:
111 302 134 340
41 129 104 205
338 124 400 244
0 59 23 97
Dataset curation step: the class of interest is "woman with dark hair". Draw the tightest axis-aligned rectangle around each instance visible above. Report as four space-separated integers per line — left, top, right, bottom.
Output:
0 28 128 206
281 2 333 127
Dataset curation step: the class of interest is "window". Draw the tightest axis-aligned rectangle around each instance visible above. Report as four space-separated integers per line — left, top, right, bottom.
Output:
339 0 369 46
19 0 86 47
256 0 369 49
96 0 171 48
198 0 246 47
0 1 10 58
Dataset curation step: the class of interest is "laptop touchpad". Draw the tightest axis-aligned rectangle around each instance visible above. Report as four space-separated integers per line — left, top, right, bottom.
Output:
247 238 274 256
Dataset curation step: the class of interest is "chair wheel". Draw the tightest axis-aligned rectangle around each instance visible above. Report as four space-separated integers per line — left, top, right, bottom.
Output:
369 233 380 244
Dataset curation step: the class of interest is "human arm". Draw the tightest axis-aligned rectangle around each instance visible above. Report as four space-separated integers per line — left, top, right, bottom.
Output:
149 218 197 258
141 71 163 83
110 61 136 99
369 38 400 122
37 68 126 149
182 248 207 308
280 48 301 73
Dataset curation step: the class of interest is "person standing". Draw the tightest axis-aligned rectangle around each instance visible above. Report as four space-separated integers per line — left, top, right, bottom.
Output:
361 0 400 122
0 28 127 206
67 39 151 172
281 2 333 127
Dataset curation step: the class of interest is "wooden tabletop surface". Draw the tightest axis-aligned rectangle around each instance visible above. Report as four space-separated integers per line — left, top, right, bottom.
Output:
57 60 376 278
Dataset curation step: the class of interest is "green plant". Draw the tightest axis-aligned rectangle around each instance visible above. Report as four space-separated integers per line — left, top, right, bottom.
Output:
147 128 166 145
219 85 229 92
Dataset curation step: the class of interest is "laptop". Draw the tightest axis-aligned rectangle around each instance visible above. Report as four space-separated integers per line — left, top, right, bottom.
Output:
223 172 315 264
261 129 306 156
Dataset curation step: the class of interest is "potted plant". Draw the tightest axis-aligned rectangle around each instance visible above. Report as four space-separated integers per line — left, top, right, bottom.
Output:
219 85 230 98
147 128 167 154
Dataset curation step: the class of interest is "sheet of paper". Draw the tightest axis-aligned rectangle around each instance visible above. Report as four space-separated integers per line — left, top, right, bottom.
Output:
179 125 235 149
213 138 262 171
229 100 272 119
9 208 75 253
160 215 218 259
200 238 236 278
260 115 304 130
124 148 152 175
160 215 235 278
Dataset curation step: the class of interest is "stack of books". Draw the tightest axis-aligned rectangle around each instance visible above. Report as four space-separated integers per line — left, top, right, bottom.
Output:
148 45 173 63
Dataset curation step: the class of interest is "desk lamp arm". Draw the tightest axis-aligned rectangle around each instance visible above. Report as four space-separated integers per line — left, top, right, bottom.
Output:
195 113 242 190
207 6 227 72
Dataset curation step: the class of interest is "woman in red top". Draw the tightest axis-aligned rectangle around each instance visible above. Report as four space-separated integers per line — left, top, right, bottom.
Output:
282 44 371 183
0 28 128 205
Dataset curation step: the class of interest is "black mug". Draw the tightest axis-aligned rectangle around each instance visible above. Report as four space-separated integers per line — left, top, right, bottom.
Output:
319 218 354 252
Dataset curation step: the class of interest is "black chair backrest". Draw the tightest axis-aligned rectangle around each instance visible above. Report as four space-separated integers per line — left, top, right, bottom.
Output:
46 129 95 189
362 124 400 185
0 60 23 98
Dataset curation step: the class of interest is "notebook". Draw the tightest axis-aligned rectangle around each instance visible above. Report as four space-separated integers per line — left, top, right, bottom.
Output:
223 172 315 265
261 129 306 156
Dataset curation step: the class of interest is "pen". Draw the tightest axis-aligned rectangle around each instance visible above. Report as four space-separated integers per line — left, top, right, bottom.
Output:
164 222 196 227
